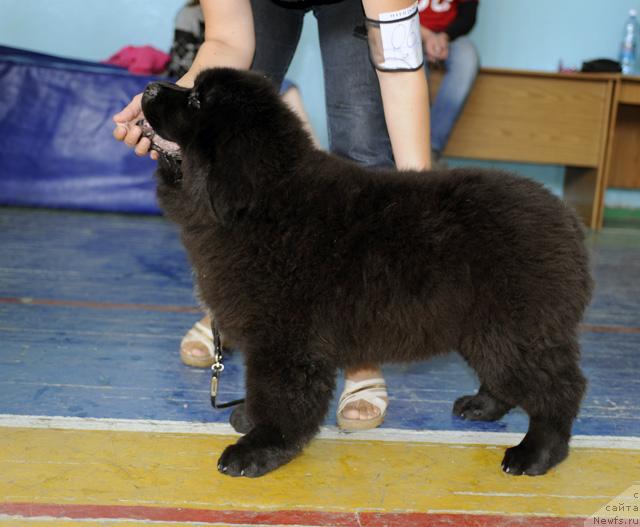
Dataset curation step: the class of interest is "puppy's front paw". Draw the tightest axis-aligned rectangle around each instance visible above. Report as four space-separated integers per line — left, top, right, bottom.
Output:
217 443 285 478
501 439 568 476
229 404 253 434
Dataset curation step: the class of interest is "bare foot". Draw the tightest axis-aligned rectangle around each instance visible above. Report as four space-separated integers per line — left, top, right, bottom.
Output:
179 315 214 368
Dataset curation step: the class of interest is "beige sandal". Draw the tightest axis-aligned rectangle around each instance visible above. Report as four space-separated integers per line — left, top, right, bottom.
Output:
337 378 388 432
179 318 215 368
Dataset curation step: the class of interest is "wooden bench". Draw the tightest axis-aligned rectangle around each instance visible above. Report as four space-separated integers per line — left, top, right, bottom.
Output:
430 68 639 230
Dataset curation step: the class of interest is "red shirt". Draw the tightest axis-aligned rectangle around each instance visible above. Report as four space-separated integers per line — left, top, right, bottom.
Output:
418 0 475 33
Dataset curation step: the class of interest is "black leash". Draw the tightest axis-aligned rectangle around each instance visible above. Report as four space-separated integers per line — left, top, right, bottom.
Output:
210 320 245 409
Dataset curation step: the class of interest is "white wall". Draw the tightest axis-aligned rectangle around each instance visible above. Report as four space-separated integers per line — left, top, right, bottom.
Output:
1 0 639 207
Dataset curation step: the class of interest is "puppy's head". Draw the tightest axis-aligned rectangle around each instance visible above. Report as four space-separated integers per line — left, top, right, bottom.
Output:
141 68 288 156
142 68 306 225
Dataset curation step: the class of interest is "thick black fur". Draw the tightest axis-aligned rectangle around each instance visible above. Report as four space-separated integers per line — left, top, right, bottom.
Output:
142 68 593 478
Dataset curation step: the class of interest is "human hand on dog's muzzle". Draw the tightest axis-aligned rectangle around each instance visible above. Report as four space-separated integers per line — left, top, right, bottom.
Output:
112 93 159 160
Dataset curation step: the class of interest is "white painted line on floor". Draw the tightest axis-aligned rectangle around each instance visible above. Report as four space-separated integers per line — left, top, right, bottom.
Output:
1 414 639 450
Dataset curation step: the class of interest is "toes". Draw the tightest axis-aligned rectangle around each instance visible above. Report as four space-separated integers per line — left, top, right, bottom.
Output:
217 445 238 476
501 445 526 476
502 444 544 476
453 394 491 420
182 342 211 358
217 441 292 478
452 395 473 417
341 399 385 420
501 441 566 476
453 393 511 421
453 395 482 419
218 444 261 477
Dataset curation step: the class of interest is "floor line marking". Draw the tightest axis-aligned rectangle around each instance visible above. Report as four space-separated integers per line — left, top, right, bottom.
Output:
580 323 640 334
0 503 589 527
451 491 612 499
2 414 639 450
2 296 639 334
0 297 200 314
0 516 231 526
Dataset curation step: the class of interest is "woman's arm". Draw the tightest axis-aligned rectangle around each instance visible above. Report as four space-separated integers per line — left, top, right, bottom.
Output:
361 0 431 170
113 0 255 157
177 0 255 87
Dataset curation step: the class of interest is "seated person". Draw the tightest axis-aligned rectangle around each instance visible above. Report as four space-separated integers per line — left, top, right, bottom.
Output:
418 0 479 167
166 0 205 80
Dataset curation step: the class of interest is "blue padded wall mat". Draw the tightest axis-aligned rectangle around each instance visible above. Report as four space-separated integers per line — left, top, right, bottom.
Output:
0 46 163 214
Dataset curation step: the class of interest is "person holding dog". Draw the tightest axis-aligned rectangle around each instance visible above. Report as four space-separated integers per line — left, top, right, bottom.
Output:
418 0 479 168
113 0 431 432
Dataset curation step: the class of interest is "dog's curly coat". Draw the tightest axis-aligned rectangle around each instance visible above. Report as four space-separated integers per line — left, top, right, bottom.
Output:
142 68 593 479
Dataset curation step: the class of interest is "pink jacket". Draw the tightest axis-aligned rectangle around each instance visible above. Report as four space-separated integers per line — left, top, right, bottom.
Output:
103 45 170 75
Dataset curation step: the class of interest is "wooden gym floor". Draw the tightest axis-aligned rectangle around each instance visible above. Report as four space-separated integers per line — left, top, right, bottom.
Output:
0 207 638 526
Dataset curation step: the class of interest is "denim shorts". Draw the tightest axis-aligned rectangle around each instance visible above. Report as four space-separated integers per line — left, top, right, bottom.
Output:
250 0 394 168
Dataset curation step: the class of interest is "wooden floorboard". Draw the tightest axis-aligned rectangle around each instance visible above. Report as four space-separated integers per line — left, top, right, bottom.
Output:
1 206 638 525
0 207 639 435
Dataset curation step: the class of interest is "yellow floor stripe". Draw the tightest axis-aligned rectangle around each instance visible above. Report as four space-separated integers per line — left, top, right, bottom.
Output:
1 427 638 518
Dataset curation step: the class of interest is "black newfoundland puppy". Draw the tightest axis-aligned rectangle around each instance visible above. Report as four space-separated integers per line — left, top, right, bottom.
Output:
141 68 592 479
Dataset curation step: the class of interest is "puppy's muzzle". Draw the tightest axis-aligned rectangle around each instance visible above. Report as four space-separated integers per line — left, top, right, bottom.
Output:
143 81 190 104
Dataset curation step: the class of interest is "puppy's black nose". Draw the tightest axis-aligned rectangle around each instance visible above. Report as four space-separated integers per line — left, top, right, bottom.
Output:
144 84 160 99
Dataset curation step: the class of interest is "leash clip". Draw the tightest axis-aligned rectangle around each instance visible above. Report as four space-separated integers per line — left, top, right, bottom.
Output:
209 320 245 410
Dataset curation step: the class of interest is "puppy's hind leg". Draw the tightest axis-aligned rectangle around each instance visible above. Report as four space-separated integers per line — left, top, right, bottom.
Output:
498 339 586 476
453 383 514 421
218 344 336 478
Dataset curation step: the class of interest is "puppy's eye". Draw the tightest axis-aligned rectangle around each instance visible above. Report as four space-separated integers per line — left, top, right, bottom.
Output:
188 92 201 110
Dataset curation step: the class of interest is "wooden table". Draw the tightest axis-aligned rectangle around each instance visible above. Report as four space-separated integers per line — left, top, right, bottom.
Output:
431 68 639 230
604 75 640 224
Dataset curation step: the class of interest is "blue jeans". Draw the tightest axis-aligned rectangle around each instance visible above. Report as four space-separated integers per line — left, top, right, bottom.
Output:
250 0 394 168
426 36 479 154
